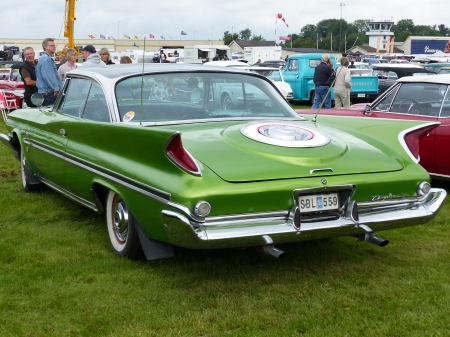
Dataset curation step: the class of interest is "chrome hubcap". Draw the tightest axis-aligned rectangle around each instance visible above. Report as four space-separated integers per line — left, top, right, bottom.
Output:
113 200 129 243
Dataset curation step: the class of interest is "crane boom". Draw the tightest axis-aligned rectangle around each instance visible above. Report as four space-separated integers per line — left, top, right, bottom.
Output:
64 0 76 48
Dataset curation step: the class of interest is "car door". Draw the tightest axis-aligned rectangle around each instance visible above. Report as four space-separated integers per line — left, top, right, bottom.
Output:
283 59 299 99
61 78 113 203
22 104 69 189
366 82 443 174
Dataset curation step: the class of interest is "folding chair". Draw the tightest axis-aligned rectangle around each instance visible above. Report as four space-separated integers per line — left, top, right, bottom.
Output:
0 90 9 121
0 89 18 110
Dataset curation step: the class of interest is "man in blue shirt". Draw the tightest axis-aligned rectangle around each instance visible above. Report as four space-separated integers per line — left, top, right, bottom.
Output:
36 38 62 106
312 53 334 109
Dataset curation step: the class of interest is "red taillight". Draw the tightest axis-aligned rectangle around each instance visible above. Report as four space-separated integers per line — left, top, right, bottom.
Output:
403 124 438 161
166 133 201 175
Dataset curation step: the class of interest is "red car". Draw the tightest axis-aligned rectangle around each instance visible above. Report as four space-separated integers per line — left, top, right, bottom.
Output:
297 74 450 179
0 64 24 109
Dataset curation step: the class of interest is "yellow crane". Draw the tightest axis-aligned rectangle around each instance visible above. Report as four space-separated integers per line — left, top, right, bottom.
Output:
57 0 83 60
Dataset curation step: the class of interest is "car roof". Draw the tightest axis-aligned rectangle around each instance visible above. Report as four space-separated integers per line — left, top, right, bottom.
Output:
372 63 423 69
397 73 450 84
68 63 247 79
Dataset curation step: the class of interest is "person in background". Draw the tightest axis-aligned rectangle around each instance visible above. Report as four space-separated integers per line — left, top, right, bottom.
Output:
311 53 334 109
120 56 132 64
348 60 356 68
58 48 78 82
256 59 261 63
6 50 13 61
19 47 38 108
333 57 352 108
82 45 106 68
36 38 62 106
99 48 115 65
159 50 167 63
56 55 66 69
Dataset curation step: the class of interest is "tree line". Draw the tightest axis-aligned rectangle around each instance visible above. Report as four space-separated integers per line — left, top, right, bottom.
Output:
223 19 450 52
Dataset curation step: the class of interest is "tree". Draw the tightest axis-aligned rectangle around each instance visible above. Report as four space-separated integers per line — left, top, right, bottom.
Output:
239 28 252 41
223 31 239 45
351 20 369 33
437 24 450 36
251 35 264 41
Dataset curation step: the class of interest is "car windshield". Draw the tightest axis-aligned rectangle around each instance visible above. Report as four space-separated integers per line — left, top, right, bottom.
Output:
371 82 450 117
115 72 298 123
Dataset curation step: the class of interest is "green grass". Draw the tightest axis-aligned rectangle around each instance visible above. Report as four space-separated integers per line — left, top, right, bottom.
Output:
1 119 450 336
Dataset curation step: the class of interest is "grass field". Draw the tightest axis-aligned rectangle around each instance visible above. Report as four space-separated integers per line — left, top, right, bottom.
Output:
1 118 450 337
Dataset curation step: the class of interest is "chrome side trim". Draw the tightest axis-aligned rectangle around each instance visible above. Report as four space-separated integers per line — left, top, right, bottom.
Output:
430 173 450 181
310 168 334 174
37 176 99 212
26 138 206 222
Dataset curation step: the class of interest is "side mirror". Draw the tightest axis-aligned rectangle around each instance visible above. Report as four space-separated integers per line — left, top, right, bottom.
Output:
363 104 371 115
31 93 44 107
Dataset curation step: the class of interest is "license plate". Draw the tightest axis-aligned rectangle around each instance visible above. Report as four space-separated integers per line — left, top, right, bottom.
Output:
298 193 339 213
357 94 366 97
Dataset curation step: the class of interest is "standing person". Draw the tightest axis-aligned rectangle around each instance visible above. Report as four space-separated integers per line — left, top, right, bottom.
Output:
57 55 66 69
159 50 167 63
348 60 356 68
82 45 106 68
99 48 115 65
333 57 352 108
19 47 38 108
36 38 62 106
58 48 78 82
312 53 334 109
120 56 132 64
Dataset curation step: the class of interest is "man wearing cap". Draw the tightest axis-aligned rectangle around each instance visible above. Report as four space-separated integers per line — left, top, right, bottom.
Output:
82 45 106 68
36 38 62 106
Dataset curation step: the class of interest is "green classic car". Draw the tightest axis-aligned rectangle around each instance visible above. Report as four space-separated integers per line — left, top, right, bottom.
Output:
0 64 447 260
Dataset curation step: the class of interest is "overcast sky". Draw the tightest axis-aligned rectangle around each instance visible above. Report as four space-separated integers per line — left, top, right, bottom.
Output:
2 0 448 43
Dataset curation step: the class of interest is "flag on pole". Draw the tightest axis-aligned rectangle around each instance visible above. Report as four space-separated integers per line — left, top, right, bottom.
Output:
88 34 95 39
181 31 186 35
108 35 115 40
149 34 155 38
123 34 130 39
100 34 106 39
134 35 139 40
281 18 289 27
160 35 165 40
319 37 323 42
279 36 291 41
134 42 139 48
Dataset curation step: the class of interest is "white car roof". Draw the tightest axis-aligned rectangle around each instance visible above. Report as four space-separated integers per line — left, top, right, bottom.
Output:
398 74 450 84
373 63 423 69
203 61 248 67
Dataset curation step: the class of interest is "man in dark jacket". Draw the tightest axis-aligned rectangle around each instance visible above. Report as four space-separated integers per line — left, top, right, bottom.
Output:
312 53 334 108
19 47 38 108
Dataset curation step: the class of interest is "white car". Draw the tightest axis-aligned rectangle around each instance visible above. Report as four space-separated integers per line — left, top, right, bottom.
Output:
246 66 293 100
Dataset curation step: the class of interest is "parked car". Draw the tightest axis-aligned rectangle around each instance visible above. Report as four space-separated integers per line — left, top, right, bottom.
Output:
1 64 446 260
423 62 450 73
361 58 389 67
352 62 370 69
296 74 450 180
247 66 293 100
436 67 450 75
371 64 435 93
262 60 286 68
0 64 24 108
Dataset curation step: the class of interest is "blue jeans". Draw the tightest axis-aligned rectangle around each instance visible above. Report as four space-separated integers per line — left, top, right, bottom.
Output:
312 86 332 109
42 93 57 107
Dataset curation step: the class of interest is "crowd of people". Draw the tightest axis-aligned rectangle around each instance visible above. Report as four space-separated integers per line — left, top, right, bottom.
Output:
18 38 139 107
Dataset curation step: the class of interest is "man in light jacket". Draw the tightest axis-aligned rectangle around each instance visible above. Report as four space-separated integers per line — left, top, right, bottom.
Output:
36 38 62 106
334 57 352 107
82 45 106 68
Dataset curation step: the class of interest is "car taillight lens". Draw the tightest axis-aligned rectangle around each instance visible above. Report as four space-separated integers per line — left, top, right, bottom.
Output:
166 133 201 176
403 124 438 162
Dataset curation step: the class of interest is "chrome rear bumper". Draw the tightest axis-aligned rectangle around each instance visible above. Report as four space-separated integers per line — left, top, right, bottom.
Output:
161 188 447 249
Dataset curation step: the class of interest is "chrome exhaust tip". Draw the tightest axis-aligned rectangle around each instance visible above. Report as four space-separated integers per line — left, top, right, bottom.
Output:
261 235 286 259
365 233 389 247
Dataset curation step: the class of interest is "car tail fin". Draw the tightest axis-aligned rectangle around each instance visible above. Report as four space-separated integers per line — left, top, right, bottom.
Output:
166 132 201 176
401 123 439 163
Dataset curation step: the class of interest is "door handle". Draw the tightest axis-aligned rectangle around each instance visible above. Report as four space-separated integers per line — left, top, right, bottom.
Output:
60 129 66 136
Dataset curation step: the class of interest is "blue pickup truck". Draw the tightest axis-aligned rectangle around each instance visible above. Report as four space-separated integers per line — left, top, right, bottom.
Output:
283 54 379 104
